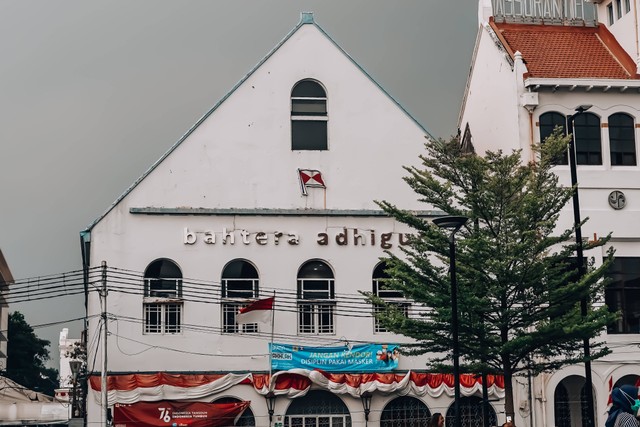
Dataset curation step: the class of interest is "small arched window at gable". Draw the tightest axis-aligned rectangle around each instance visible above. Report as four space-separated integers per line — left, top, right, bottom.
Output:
291 80 327 150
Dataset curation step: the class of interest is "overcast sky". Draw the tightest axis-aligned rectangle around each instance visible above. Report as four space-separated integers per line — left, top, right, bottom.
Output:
0 1 478 368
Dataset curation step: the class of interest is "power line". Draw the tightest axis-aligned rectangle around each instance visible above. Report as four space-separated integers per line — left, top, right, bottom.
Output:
4 265 427 319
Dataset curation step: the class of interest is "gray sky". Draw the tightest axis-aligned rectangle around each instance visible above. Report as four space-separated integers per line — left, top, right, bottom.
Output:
0 1 478 368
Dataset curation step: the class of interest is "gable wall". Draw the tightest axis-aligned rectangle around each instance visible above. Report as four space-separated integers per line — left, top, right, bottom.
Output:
459 25 522 155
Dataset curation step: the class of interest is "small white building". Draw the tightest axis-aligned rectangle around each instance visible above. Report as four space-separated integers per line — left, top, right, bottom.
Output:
81 12 507 427
55 328 81 402
460 1 640 426
0 250 12 371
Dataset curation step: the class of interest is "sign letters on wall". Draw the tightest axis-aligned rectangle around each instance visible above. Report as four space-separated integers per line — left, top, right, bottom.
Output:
183 228 412 249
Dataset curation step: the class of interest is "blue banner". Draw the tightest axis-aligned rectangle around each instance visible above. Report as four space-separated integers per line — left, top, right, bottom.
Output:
269 343 400 372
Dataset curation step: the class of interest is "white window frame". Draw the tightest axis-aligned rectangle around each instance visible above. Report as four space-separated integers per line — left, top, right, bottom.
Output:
222 275 259 334
143 300 182 334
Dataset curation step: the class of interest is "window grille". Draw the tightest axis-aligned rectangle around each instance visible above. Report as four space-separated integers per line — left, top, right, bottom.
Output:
221 260 260 333
297 261 335 335
144 302 182 334
143 259 183 334
380 396 431 427
372 262 410 333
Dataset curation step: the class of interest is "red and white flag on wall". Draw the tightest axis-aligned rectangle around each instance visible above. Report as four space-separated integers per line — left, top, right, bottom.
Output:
298 169 326 195
237 297 274 325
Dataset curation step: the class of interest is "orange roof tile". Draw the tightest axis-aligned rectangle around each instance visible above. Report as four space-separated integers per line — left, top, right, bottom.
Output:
490 20 639 80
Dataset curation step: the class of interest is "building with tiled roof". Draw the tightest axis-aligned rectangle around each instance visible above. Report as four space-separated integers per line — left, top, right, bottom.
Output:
460 1 640 426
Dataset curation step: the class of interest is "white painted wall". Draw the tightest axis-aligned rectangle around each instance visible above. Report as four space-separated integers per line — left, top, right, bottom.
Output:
459 24 522 155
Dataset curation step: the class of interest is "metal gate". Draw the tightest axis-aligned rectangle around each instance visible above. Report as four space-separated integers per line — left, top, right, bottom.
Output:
380 396 431 427
284 390 352 427
445 396 497 427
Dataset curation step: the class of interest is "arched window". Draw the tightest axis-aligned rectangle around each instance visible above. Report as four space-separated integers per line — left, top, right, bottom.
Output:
284 390 351 427
554 383 571 427
614 374 640 389
221 260 259 334
143 259 182 334
609 113 637 166
213 397 255 426
291 80 327 150
297 260 335 334
554 375 591 427
372 262 409 333
380 396 431 427
573 113 602 165
539 111 568 164
445 396 497 427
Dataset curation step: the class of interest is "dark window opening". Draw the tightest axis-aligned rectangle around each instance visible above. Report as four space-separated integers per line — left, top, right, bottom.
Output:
539 112 568 165
605 257 640 334
291 80 327 150
609 113 636 166
573 113 602 165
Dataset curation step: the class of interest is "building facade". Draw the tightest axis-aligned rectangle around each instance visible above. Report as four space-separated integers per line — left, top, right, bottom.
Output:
0 250 12 371
460 1 640 426
82 13 506 427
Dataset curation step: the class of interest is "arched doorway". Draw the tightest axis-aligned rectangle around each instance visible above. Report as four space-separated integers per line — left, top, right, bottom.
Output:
554 375 593 427
284 390 351 427
380 396 431 427
445 396 497 427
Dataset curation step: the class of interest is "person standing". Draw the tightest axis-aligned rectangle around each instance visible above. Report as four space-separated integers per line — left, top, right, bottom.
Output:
606 385 640 427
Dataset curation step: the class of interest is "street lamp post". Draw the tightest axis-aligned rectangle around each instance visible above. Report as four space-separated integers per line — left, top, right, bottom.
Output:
567 104 595 427
69 360 82 418
433 215 469 427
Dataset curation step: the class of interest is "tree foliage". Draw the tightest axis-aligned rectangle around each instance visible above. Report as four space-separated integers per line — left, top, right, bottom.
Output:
370 130 617 419
5 311 58 396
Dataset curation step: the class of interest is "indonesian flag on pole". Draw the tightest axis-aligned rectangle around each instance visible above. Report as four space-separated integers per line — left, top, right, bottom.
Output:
298 169 326 195
237 297 274 325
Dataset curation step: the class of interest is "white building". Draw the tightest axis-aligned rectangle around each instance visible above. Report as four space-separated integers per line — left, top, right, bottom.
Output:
55 328 81 402
460 0 640 426
81 13 506 427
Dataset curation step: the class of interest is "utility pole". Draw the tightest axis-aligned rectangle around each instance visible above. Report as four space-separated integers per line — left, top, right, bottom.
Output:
101 261 108 427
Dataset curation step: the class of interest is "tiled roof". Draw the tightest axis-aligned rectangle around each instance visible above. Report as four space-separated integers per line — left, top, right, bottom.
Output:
490 19 639 80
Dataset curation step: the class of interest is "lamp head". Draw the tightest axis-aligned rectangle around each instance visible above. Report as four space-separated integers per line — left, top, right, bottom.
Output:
432 216 469 233
575 104 592 114
69 360 82 380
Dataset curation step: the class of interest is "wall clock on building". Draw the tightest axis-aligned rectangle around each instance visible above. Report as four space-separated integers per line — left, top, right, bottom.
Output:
608 190 626 210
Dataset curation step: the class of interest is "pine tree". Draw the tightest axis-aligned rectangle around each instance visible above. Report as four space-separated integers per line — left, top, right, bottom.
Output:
371 130 617 420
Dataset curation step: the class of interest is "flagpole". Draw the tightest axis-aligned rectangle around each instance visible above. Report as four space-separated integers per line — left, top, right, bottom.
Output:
269 290 275 387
